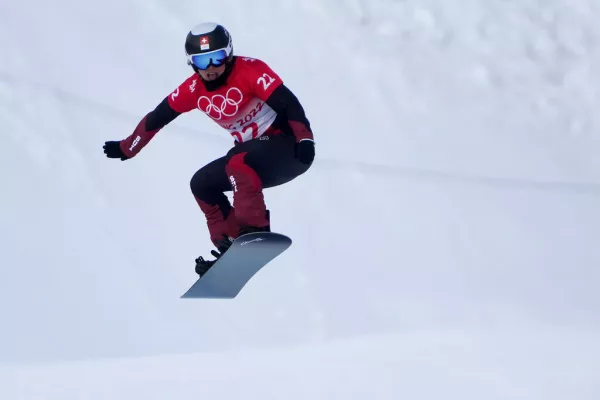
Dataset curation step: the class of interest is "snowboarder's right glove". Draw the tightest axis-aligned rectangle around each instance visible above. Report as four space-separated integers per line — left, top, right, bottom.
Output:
103 141 129 161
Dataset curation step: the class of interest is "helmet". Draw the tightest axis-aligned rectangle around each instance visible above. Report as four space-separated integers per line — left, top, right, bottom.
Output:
185 22 233 71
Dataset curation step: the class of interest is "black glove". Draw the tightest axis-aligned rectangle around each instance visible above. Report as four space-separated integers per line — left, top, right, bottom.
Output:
103 141 128 161
295 139 315 164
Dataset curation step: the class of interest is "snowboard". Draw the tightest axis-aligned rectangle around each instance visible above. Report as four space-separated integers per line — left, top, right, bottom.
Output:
181 232 292 299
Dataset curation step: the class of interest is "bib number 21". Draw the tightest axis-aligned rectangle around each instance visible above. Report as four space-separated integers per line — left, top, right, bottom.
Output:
257 73 275 91
231 122 259 143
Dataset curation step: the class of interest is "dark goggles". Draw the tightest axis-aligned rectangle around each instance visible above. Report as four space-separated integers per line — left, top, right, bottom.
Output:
188 49 229 70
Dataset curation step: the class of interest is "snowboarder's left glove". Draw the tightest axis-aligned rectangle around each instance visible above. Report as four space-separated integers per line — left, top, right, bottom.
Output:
295 139 315 164
103 141 129 161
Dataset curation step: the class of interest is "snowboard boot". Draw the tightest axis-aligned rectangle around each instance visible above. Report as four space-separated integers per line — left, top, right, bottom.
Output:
194 235 234 277
238 225 271 236
238 210 271 236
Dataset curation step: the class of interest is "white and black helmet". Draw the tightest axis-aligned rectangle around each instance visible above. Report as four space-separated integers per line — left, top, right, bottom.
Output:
185 22 233 71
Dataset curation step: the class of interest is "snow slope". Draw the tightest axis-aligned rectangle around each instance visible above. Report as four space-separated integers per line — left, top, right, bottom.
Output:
1 0 599 399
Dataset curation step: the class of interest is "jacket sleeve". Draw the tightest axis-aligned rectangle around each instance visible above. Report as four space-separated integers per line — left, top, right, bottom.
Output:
120 97 181 158
265 84 314 143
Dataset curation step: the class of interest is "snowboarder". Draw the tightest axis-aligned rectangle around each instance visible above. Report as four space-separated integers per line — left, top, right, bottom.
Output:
103 22 315 276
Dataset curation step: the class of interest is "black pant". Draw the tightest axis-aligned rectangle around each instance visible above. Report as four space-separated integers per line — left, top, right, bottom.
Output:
190 134 311 244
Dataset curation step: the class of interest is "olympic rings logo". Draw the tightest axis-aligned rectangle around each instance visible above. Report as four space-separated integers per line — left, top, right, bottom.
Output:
197 87 244 120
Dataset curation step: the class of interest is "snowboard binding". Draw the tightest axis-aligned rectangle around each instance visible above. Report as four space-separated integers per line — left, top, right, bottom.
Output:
194 225 271 277
195 235 234 276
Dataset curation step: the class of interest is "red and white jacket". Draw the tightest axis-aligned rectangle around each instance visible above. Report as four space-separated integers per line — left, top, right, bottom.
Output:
119 56 314 158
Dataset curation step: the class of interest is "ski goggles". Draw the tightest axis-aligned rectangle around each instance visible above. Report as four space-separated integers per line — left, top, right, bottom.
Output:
187 49 229 70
